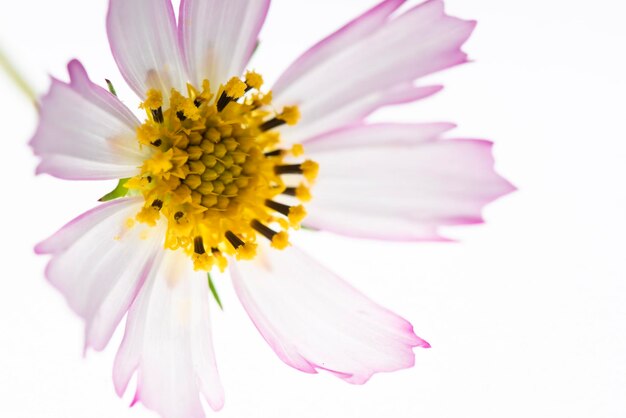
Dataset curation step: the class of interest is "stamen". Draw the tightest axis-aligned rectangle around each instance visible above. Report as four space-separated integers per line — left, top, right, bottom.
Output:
225 230 245 249
216 92 231 112
151 138 163 147
259 117 284 132
282 186 312 202
194 236 206 254
260 106 300 131
251 219 278 241
282 187 297 197
151 199 163 209
176 110 187 121
264 149 284 157
151 107 164 123
265 199 290 216
274 164 304 175
265 200 307 226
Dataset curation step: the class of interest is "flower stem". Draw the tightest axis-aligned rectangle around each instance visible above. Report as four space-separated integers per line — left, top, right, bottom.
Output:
0 48 39 110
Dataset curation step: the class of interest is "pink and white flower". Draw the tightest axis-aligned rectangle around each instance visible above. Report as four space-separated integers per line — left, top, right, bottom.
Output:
31 0 514 417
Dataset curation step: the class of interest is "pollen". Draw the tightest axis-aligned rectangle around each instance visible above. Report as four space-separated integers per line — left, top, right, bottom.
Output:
127 73 316 271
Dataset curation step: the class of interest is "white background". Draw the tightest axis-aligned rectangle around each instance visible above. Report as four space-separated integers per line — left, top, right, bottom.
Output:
1 0 625 417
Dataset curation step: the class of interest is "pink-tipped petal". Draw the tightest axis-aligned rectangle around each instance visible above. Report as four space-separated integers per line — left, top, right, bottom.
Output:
37 198 164 351
107 0 187 99
231 245 428 384
179 0 270 88
273 0 406 92
30 60 146 180
114 250 224 418
303 124 516 241
273 0 475 143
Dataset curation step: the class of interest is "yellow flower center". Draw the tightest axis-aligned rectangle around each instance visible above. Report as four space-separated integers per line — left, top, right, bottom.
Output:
125 72 317 271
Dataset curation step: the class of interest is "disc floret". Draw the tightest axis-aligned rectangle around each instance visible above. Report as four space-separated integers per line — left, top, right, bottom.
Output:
125 72 317 271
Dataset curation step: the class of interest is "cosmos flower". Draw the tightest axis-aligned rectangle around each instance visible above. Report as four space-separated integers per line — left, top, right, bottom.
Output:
31 0 514 417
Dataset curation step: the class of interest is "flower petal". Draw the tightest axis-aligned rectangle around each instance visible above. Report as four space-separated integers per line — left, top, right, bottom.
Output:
303 124 516 241
273 0 475 143
107 0 187 99
30 60 146 180
114 249 224 418
36 197 163 351
273 0 405 93
230 245 428 384
179 0 270 88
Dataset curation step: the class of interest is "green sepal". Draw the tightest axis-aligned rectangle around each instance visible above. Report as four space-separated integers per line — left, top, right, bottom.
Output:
105 79 117 96
98 178 130 202
208 273 223 311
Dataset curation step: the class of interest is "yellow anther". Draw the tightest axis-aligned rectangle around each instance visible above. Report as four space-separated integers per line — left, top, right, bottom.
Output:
141 89 163 110
199 80 213 101
245 71 264 90
136 124 161 146
278 106 301 126
271 231 290 250
143 149 174 175
295 184 312 202
225 77 247 98
179 98 200 121
124 176 150 190
193 253 213 271
136 206 161 226
301 160 319 182
236 242 257 260
288 205 307 227
213 252 228 272
291 144 305 157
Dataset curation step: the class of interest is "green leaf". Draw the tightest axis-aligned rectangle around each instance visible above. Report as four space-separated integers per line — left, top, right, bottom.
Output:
105 79 118 96
98 178 130 202
208 273 223 311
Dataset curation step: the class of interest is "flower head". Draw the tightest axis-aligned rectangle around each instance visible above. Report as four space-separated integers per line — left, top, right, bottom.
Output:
31 0 514 417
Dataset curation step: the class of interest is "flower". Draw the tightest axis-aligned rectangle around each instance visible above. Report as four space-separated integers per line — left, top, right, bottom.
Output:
30 0 515 417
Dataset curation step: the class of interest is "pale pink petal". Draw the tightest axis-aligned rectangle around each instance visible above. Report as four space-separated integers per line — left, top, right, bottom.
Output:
303 124 516 241
179 0 270 88
30 60 146 180
230 245 428 384
36 198 164 351
114 250 224 418
273 0 475 143
273 0 406 92
107 0 187 99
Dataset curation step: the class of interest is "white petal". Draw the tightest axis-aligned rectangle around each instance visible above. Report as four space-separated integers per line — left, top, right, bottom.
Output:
273 0 474 143
179 0 270 88
107 0 188 99
303 124 515 241
37 198 164 351
231 245 428 384
114 249 224 418
30 60 146 180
